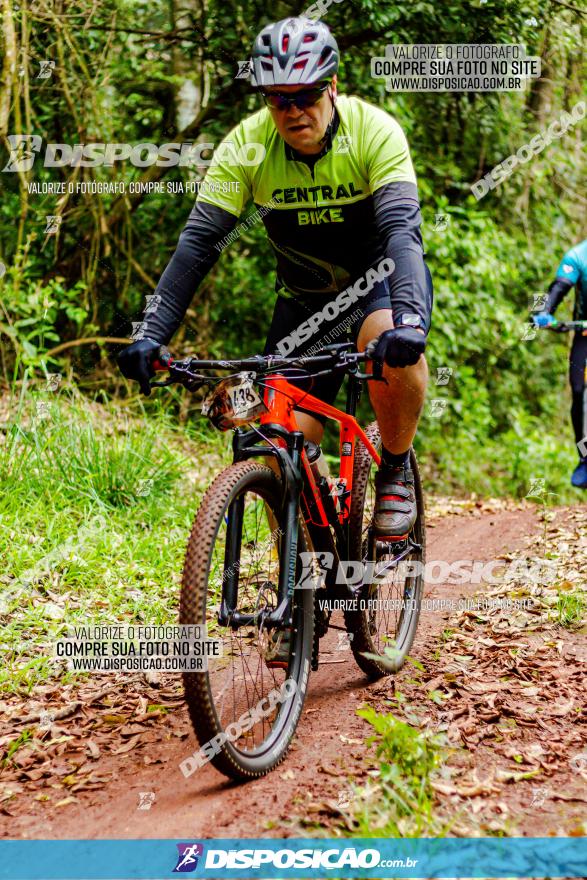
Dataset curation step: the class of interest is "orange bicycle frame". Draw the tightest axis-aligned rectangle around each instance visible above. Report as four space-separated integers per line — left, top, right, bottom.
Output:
260 374 380 528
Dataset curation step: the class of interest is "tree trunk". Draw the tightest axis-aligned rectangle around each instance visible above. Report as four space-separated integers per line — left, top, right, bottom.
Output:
170 0 209 132
0 0 16 139
525 25 555 127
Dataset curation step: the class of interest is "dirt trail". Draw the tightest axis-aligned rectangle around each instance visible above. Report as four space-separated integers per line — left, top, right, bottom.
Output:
2 504 585 840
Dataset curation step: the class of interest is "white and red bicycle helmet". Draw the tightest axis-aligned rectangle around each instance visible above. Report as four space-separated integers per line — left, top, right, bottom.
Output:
250 17 339 88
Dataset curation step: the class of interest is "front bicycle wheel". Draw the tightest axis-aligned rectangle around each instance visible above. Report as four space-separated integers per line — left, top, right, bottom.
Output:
180 460 313 781
344 422 426 678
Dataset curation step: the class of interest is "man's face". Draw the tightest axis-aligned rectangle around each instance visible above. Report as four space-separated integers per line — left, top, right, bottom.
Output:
264 76 337 155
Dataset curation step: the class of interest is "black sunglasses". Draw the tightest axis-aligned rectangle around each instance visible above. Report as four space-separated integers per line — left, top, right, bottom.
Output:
260 82 330 111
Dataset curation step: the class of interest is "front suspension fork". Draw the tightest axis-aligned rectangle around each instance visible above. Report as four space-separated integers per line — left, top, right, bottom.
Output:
218 425 305 629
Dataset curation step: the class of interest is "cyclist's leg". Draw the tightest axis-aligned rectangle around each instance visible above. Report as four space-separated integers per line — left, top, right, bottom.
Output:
263 412 324 485
294 412 324 445
569 333 587 445
569 334 587 487
357 309 428 451
352 276 430 538
353 280 429 453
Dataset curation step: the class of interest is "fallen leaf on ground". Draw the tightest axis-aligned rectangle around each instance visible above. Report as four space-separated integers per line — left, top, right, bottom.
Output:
101 714 127 726
55 797 77 807
111 734 142 755
86 740 100 759
319 764 345 777
495 768 541 783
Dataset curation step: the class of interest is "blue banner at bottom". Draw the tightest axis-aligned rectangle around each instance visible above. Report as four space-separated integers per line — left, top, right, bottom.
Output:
0 837 585 879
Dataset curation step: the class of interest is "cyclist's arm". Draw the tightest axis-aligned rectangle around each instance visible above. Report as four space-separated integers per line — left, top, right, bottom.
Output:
544 278 574 315
543 250 580 315
141 201 238 344
373 183 430 333
364 108 431 332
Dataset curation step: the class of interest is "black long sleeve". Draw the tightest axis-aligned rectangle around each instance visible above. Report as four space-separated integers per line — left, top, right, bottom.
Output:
544 277 574 315
372 182 432 332
140 201 238 345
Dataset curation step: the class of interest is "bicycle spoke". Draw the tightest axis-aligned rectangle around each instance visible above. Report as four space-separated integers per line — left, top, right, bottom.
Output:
345 427 424 677
202 485 293 755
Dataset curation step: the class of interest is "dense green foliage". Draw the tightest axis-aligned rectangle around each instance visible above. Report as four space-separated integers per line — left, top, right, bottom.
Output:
0 0 585 497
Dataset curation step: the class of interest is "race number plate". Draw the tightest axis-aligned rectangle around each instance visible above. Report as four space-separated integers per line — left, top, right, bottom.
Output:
227 374 263 418
201 372 265 428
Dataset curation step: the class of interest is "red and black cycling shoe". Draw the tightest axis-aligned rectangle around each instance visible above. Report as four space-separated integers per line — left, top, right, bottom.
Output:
373 464 417 540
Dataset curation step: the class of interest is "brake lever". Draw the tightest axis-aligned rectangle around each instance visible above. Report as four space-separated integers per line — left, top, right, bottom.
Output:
355 371 387 382
342 354 386 383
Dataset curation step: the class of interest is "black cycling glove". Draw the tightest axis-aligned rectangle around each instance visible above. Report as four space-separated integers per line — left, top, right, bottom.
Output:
117 337 161 396
366 327 426 377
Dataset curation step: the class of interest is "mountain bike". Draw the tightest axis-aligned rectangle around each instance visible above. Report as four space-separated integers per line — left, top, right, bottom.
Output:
538 318 587 443
151 342 426 780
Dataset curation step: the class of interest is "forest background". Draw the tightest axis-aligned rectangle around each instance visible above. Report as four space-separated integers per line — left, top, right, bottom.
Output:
0 0 586 499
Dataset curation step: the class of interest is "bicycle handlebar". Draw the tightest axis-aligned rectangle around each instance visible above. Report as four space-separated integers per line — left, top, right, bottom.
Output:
152 342 368 377
539 319 587 333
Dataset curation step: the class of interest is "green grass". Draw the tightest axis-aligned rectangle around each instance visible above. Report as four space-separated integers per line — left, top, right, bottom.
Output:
0 383 228 694
556 590 586 629
2 729 33 766
349 704 445 837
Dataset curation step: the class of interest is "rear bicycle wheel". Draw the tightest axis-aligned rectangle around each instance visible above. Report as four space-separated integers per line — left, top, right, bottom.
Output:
344 422 426 678
180 460 313 781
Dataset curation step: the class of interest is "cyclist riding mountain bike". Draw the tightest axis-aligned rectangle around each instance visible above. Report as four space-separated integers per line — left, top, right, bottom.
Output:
118 16 434 539
533 238 587 488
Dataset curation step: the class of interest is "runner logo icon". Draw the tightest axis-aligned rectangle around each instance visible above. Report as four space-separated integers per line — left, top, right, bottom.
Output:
2 135 43 172
173 843 204 872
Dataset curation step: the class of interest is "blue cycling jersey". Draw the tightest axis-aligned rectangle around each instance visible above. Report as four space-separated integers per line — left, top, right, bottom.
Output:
554 238 587 319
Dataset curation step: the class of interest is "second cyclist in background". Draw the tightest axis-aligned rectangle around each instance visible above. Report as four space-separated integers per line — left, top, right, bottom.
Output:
534 237 587 488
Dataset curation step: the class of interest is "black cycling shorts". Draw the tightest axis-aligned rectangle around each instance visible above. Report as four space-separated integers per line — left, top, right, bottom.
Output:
263 271 434 422
570 333 587 393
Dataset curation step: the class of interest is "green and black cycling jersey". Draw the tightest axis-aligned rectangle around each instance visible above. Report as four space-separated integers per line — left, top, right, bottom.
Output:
143 94 432 344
